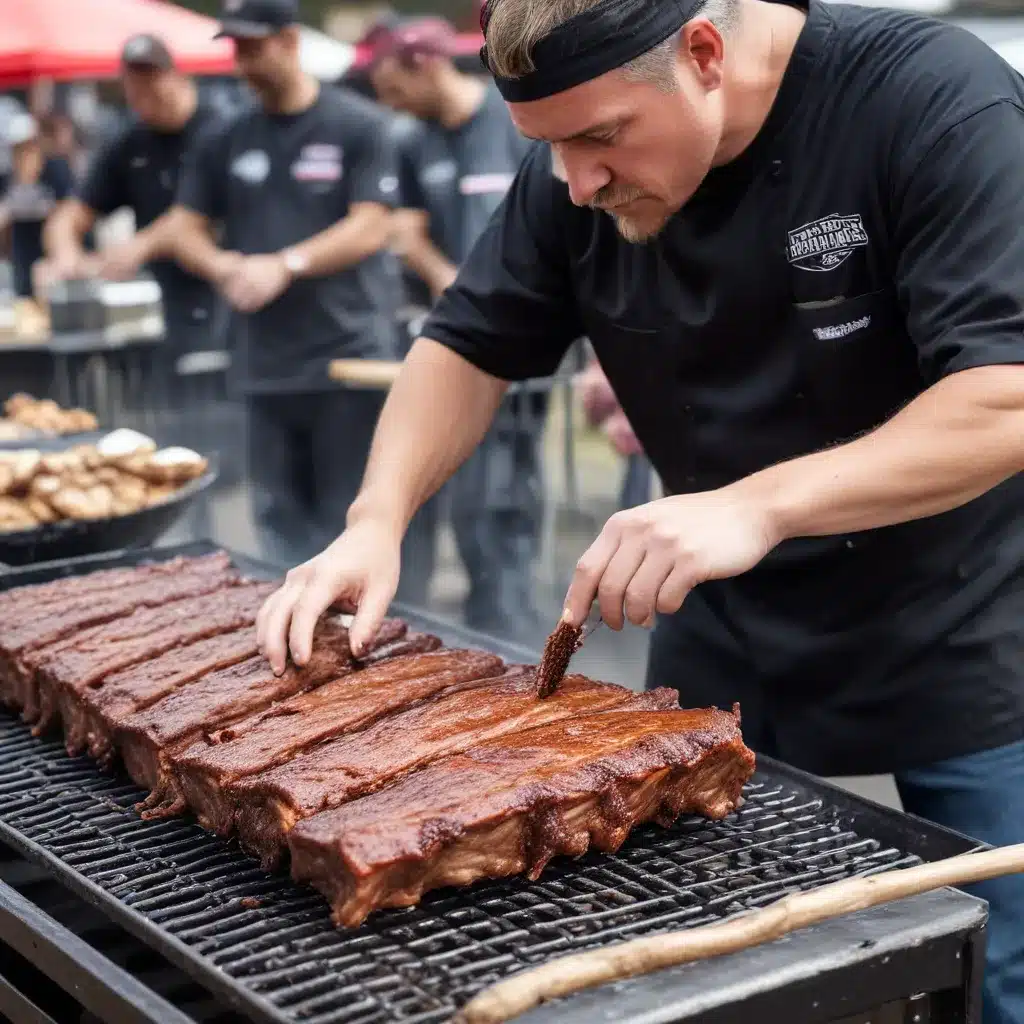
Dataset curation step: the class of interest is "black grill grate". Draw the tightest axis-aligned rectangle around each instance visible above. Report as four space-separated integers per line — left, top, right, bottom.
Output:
0 713 922 1024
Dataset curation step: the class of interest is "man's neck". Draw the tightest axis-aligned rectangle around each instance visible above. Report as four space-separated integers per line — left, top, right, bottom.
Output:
266 73 320 115
435 73 487 131
714 0 807 165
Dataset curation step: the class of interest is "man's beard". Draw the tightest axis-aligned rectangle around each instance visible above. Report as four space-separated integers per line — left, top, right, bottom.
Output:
589 185 665 243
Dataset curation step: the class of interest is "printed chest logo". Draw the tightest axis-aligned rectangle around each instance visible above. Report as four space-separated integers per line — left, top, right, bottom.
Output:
787 213 869 272
420 160 456 188
231 149 270 185
291 143 343 184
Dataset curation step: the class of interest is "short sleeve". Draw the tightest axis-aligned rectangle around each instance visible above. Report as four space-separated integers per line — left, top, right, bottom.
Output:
77 132 127 214
895 100 1024 382
419 144 583 381
345 111 400 209
176 122 229 221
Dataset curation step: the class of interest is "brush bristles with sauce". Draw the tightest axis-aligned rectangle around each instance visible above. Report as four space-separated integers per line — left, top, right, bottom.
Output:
535 619 584 698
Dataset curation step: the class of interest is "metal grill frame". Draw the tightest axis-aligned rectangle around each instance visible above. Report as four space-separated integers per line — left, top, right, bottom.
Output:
0 541 989 1024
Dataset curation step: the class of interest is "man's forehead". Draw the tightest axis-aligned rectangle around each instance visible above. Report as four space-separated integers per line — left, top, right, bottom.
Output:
506 74 631 142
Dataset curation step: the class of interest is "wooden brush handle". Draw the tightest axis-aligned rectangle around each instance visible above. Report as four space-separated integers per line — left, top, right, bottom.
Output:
328 359 402 389
457 843 1024 1024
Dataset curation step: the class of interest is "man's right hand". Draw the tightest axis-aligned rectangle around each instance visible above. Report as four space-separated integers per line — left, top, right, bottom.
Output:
255 518 402 675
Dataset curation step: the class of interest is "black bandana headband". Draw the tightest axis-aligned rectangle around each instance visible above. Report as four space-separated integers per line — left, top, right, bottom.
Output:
480 0 702 102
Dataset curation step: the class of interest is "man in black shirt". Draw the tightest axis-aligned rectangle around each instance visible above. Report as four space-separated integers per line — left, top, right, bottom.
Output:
366 18 545 641
258 0 1024 1015
44 35 222 353
169 0 402 569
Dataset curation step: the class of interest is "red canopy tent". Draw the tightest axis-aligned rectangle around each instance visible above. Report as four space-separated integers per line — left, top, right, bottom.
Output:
0 0 235 87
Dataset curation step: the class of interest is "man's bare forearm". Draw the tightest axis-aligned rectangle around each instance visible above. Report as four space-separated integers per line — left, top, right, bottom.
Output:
165 207 234 284
403 236 458 298
286 203 390 278
730 365 1024 545
43 199 94 261
347 338 507 534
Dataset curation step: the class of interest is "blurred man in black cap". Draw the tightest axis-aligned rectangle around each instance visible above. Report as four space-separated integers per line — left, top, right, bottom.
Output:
45 33 224 361
363 17 546 641
167 0 404 569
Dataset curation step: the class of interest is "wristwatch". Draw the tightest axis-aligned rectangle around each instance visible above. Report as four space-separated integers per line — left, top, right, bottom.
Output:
282 247 309 278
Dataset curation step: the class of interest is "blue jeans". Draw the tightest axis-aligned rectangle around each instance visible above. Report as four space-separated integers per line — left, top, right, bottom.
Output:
896 738 1024 1024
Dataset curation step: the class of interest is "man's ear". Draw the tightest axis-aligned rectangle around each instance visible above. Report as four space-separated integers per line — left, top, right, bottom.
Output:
681 20 725 84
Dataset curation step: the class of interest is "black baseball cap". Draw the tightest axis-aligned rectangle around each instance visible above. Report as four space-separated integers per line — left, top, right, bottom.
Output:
214 0 299 40
121 33 174 71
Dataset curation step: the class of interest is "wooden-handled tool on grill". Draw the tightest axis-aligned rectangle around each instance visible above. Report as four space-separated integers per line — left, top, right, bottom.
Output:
457 843 1024 1024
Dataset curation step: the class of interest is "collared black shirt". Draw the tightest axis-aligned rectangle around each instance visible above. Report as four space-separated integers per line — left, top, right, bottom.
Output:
422 0 1024 773
78 105 221 335
178 85 403 393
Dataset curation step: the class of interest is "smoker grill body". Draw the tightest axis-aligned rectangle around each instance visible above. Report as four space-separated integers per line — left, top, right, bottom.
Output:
0 541 988 1024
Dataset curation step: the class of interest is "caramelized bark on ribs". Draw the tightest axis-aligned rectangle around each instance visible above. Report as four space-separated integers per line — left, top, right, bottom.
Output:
28 581 276 736
0 554 240 716
289 707 755 927
113 622 419 810
74 627 263 764
0 553 232 618
233 670 679 869
79 616 408 766
171 648 503 836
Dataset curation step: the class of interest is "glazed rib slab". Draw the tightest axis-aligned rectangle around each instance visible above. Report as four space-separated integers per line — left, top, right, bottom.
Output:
0 552 238 716
289 707 756 927
29 580 277 735
0 550 757 931
232 671 680 869
116 625 435 812
171 649 503 836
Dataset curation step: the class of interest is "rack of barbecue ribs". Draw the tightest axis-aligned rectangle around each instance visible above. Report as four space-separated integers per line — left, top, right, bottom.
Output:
0 551 757 926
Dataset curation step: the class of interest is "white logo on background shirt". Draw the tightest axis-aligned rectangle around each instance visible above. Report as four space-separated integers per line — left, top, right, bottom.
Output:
378 175 398 194
291 143 342 183
130 156 148 169
420 160 456 187
231 149 270 185
787 213 869 272
459 172 515 196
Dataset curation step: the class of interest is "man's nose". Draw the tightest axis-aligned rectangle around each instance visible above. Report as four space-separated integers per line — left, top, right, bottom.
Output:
554 145 612 208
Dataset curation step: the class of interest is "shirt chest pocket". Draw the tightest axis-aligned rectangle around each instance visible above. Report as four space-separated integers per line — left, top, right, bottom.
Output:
793 288 923 443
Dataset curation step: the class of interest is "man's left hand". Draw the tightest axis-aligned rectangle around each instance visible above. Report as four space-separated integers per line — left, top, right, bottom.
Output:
563 491 780 630
223 254 292 313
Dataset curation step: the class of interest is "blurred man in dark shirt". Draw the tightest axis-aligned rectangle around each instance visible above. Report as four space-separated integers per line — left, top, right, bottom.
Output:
45 34 223 356
0 114 73 298
168 0 403 569
364 18 547 641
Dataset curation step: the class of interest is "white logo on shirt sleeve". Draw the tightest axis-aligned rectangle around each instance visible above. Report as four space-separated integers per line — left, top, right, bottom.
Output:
377 175 398 194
